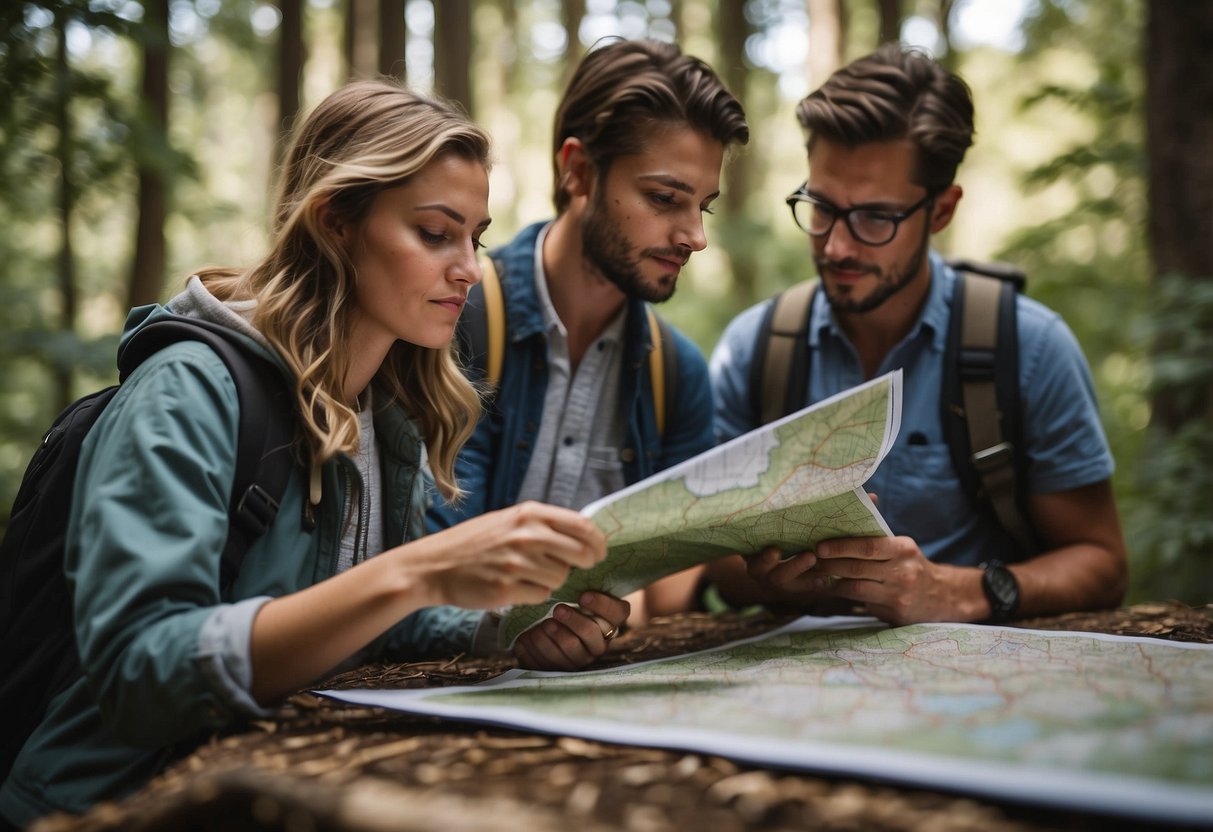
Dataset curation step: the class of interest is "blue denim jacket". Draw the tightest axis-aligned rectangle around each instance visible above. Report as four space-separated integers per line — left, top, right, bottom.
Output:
428 221 715 530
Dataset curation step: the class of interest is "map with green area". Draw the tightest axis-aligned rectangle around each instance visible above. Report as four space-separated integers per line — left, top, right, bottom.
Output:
500 372 902 646
321 617 1213 826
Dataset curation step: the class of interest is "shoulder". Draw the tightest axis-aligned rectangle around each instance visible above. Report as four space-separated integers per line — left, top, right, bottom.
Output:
710 297 776 371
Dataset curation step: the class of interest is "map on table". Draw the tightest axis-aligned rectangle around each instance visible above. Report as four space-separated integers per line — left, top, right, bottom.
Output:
499 370 902 647
320 616 1213 826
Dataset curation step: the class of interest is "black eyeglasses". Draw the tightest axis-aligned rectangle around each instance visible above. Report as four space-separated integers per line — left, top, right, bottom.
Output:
785 184 934 247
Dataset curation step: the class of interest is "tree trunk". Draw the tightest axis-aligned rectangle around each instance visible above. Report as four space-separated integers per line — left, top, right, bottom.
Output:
276 0 305 162
127 0 169 311
561 0 586 85
715 0 756 303
807 0 844 90
378 0 406 80
1145 0 1213 429
54 11 75 410
877 0 901 45
344 0 378 80
433 0 472 112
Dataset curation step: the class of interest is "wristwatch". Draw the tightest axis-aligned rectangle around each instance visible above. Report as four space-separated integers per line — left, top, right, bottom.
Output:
980 560 1020 622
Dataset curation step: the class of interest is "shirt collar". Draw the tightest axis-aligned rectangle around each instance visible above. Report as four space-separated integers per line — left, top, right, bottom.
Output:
810 250 952 355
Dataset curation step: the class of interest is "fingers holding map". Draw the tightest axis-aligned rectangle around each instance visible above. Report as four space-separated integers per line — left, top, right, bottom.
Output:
499 371 903 648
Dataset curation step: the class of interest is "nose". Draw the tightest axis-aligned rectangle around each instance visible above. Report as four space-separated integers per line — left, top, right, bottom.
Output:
451 239 481 286
820 216 861 260
672 209 708 252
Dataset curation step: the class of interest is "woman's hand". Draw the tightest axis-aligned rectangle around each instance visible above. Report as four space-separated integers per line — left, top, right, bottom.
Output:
512 591 630 671
413 501 606 610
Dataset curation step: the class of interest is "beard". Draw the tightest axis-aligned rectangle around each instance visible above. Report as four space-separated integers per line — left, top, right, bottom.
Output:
814 221 931 315
580 189 681 304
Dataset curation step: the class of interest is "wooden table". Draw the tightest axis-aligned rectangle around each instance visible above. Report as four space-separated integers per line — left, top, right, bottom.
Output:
31 602 1213 832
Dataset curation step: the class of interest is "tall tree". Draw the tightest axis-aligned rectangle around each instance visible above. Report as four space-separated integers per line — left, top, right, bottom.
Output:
344 0 378 79
433 0 472 112
1145 0 1213 431
378 0 406 80
807 0 844 89
276 0 305 159
561 0 587 84
127 0 172 310
52 6 76 411
877 0 901 45
715 0 756 302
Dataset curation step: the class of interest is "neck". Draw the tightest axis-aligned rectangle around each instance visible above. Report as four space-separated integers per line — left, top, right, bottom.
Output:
836 260 933 380
543 213 628 367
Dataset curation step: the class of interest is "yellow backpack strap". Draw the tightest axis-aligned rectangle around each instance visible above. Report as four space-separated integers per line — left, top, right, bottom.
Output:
645 305 666 436
480 255 506 387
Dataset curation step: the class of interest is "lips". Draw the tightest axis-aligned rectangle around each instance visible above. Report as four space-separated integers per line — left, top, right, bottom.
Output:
432 296 467 314
651 254 688 274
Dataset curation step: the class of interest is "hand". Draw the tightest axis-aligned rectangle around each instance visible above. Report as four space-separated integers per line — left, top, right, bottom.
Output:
512 591 630 671
411 501 606 610
810 535 974 625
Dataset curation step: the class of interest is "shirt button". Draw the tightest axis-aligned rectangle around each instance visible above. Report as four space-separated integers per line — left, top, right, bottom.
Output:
597 341 606 351
563 436 574 446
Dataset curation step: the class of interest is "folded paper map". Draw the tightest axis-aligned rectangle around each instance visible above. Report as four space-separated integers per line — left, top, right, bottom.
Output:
499 370 903 647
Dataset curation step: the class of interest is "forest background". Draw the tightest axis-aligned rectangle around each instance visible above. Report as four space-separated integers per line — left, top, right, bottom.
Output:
0 0 1209 605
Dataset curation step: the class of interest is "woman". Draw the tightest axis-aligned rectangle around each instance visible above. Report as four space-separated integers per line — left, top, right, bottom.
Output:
0 81 628 827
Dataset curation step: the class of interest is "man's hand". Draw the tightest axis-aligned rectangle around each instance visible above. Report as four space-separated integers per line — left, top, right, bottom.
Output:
512 591 630 671
747 536 985 625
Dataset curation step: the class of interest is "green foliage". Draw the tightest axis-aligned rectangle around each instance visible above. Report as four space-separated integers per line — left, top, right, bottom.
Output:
1122 274 1213 602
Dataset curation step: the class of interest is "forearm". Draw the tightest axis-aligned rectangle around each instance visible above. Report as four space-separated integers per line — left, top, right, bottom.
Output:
249 543 438 704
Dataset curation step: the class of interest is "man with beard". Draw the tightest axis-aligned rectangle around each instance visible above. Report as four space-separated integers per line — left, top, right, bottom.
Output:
706 44 1127 626
427 38 748 660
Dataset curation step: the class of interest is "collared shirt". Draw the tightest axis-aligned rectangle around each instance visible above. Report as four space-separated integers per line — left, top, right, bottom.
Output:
516 224 629 509
709 252 1114 566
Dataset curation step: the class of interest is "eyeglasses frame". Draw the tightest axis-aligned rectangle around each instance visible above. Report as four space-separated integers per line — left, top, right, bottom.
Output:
785 184 936 247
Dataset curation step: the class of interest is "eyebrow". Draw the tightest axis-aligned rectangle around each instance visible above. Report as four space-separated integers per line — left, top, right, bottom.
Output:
805 189 905 212
638 174 720 202
414 203 492 229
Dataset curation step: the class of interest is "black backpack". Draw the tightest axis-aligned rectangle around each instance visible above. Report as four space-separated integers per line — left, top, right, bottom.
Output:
749 260 1038 561
0 315 296 780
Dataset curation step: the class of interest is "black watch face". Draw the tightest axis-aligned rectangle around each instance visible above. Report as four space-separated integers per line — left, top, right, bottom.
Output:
987 566 1018 609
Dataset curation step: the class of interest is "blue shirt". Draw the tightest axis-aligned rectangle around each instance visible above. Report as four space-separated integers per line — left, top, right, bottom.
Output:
709 253 1114 566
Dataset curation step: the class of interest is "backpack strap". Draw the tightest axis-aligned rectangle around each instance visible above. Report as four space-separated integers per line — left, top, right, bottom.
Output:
943 267 1037 559
118 317 296 589
751 279 817 424
644 306 678 437
459 256 505 389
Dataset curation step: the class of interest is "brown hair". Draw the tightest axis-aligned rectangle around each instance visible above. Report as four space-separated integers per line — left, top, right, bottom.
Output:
197 80 489 501
551 38 749 212
796 43 974 193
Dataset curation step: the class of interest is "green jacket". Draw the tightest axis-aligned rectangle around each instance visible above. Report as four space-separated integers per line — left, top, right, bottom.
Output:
0 298 482 825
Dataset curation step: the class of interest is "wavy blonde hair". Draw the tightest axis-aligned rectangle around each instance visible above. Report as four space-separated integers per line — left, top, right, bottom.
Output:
197 80 489 502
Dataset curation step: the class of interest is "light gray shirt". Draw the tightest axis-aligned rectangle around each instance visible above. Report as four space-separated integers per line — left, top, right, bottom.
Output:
516 224 628 510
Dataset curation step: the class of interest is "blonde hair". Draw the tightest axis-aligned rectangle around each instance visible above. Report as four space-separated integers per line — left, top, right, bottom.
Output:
197 80 489 502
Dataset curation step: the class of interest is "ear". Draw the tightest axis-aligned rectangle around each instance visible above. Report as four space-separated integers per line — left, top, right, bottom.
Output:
929 184 962 234
556 137 594 198
316 197 352 245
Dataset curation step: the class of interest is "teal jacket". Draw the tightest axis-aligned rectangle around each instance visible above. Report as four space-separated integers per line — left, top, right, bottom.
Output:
0 295 482 825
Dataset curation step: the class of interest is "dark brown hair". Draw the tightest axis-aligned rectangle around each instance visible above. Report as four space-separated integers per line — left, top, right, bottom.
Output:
551 38 749 212
796 43 974 193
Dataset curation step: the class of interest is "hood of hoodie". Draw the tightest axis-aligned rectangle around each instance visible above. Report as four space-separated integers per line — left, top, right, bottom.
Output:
119 275 287 375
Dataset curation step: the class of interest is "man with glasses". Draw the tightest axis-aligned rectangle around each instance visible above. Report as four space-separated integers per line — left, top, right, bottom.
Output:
706 44 1127 625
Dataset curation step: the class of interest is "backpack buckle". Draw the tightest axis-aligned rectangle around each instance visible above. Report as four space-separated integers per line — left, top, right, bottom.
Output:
971 441 1013 472
958 348 995 381
235 484 280 535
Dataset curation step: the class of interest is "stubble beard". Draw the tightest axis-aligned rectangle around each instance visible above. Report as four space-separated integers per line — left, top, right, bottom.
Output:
581 190 678 304
815 222 931 315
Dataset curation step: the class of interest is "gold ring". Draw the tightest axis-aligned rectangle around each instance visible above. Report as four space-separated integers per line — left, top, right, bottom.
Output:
602 626 618 641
